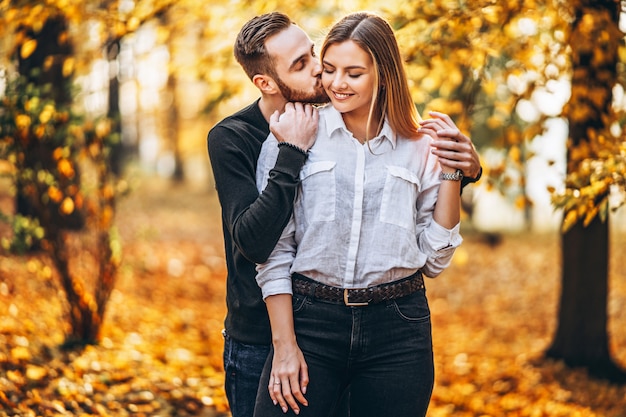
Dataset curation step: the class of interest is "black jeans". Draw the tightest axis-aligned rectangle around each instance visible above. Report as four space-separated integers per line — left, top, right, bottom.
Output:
254 290 434 417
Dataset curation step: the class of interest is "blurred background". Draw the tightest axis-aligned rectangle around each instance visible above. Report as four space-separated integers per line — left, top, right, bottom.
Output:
2 0 625 230
1 0 626 416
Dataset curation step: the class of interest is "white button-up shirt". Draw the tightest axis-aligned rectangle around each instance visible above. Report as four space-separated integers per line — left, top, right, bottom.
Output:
256 105 462 299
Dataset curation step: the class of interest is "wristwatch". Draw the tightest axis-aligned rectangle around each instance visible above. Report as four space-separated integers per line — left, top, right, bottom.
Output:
440 169 464 181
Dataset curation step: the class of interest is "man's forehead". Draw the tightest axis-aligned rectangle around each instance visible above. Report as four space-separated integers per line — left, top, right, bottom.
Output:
265 25 312 63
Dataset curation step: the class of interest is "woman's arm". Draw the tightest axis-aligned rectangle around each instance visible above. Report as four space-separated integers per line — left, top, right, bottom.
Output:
418 116 462 228
265 294 309 414
256 217 309 414
415 118 464 277
433 173 461 229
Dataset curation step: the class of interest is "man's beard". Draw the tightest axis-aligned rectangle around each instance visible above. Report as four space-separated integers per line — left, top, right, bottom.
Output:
275 77 329 105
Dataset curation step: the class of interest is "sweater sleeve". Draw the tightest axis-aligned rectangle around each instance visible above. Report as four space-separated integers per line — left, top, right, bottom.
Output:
208 125 306 264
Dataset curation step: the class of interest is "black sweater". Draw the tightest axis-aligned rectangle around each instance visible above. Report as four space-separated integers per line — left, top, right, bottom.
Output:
207 100 307 345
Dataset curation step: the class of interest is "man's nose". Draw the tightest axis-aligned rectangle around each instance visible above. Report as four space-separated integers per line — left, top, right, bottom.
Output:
312 62 322 77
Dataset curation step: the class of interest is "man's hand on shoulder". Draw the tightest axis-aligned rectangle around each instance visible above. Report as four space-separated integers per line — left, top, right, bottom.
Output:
420 111 482 181
270 102 319 152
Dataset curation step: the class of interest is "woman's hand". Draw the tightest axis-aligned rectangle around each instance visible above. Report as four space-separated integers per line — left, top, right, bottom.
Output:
265 293 309 414
269 340 309 414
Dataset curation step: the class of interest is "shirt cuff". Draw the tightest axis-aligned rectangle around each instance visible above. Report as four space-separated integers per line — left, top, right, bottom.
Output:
426 220 462 251
261 277 293 300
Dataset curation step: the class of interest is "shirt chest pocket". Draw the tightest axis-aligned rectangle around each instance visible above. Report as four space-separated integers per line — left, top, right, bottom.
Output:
380 165 421 231
299 161 336 222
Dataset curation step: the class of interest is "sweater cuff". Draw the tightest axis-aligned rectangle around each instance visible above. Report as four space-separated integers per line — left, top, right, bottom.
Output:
274 144 308 176
277 141 308 157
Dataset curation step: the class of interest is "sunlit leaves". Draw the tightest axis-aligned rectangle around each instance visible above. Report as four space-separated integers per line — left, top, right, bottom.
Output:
60 196 75 214
20 39 37 59
546 3 626 232
391 0 625 231
62 57 75 77
552 142 626 232
0 213 44 253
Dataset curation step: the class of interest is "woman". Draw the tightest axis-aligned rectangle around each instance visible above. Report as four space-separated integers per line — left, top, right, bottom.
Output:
254 12 463 417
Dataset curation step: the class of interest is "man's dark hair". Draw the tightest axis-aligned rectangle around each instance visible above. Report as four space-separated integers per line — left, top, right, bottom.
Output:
234 12 293 81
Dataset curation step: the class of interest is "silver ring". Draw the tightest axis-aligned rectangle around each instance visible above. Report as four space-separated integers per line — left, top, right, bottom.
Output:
274 381 281 385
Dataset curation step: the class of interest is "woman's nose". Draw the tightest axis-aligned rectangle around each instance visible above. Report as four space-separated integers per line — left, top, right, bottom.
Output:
332 74 346 89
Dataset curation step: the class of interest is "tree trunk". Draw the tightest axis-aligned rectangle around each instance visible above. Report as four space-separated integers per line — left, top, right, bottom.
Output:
48 229 100 347
167 73 185 182
547 216 625 381
107 40 125 177
15 13 84 231
546 0 626 383
14 13 118 348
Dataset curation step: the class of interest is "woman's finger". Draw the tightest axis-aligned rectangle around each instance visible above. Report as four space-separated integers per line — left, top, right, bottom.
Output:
268 375 280 406
271 377 290 414
280 379 300 414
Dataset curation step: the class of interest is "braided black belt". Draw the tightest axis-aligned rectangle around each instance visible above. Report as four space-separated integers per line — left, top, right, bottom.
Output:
291 271 424 306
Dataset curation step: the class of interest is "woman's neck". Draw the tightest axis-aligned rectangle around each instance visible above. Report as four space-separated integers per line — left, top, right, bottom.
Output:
342 111 380 144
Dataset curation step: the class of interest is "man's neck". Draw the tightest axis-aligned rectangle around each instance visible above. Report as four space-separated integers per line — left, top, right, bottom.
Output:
258 95 288 123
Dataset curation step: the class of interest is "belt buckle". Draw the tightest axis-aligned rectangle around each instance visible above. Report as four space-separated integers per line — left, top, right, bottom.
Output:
343 288 369 306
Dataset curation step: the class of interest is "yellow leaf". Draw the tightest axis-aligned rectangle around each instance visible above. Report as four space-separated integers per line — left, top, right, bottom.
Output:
26 365 47 381
101 205 114 228
57 159 75 179
20 39 37 59
127 16 140 32
52 147 64 160
60 196 75 214
35 125 46 138
43 56 54 71
514 195 527 209
562 209 578 232
11 346 31 361
62 57 74 77
15 114 31 129
39 107 53 124
509 146 522 163
96 119 111 138
48 185 63 203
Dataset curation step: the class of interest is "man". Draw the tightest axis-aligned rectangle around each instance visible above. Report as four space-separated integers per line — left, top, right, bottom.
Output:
207 12 481 417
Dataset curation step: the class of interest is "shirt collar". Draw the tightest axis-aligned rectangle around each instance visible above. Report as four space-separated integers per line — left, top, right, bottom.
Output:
323 106 397 148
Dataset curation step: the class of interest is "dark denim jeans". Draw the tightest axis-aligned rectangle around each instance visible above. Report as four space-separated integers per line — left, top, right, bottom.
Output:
223 330 351 417
254 290 434 417
223 330 271 417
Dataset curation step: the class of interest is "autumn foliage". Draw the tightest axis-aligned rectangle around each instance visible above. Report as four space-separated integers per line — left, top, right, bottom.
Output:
1 11 120 345
1 180 626 416
1 0 626 415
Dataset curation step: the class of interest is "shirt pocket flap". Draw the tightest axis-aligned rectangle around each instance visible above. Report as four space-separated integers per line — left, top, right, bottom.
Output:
386 165 421 191
300 161 337 180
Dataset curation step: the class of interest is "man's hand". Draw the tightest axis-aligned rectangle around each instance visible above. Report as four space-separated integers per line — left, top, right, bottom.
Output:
419 111 481 180
270 102 319 152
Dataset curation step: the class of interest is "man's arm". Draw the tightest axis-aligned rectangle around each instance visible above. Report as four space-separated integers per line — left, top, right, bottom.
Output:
208 128 303 264
207 104 318 264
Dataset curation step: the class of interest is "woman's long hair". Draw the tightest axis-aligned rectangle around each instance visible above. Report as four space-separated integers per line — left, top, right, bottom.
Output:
321 12 421 141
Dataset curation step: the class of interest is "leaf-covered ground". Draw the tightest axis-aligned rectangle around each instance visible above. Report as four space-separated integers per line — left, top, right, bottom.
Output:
1 178 625 416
